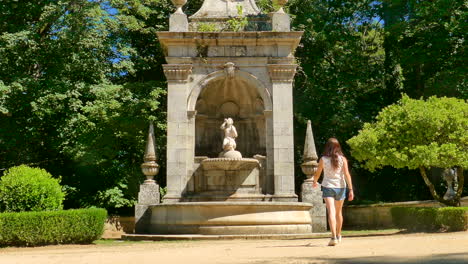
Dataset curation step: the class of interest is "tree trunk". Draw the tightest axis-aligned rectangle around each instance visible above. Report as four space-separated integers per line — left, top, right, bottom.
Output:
419 166 459 207
455 167 464 205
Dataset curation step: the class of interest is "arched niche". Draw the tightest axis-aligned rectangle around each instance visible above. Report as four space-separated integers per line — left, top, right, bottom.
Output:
192 72 268 158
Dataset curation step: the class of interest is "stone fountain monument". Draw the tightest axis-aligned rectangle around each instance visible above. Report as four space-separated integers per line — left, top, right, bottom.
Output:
133 0 317 235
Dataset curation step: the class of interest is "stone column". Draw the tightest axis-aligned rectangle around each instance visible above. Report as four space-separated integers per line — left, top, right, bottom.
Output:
163 64 193 203
300 120 327 232
268 64 298 201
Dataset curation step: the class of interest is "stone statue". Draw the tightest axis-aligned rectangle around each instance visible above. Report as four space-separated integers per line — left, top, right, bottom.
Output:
219 118 242 158
442 168 457 200
221 118 237 151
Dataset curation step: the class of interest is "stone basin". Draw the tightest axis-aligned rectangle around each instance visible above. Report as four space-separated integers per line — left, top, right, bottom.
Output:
147 202 313 235
201 158 260 171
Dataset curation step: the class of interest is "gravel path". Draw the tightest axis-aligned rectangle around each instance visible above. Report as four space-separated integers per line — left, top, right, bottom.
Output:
1 232 467 264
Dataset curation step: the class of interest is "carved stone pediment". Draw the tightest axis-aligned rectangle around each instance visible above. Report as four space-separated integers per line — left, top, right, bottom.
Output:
267 64 297 82
163 64 193 82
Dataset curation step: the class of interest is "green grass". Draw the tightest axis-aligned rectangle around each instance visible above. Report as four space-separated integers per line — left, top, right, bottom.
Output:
93 239 194 246
342 229 401 236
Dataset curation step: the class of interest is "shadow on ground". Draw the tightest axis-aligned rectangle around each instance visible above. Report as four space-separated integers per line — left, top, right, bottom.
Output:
253 252 468 264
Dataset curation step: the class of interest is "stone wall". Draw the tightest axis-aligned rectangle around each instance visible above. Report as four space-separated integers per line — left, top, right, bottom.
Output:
103 216 135 238
343 197 468 229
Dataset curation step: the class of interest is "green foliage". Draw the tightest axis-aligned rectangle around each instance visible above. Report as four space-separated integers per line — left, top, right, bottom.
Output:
197 23 218 32
348 95 467 205
348 95 468 171
290 0 388 145
96 184 136 209
0 208 107 246
391 207 468 232
0 165 64 212
0 0 466 210
226 5 249 32
0 1 169 212
381 0 467 99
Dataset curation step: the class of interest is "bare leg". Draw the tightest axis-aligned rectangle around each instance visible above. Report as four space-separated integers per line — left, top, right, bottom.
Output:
324 197 337 238
334 199 345 238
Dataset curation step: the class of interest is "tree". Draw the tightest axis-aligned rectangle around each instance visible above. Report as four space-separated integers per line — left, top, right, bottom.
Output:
379 0 467 99
348 95 468 206
0 0 168 212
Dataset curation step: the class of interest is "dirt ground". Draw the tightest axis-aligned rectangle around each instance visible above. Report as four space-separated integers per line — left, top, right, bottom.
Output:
1 232 467 264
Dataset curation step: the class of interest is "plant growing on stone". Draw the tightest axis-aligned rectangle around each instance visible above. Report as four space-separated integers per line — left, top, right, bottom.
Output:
226 5 248 32
197 23 218 32
348 95 468 206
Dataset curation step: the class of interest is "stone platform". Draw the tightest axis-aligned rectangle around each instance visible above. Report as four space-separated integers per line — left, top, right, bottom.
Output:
140 201 313 235
122 232 330 241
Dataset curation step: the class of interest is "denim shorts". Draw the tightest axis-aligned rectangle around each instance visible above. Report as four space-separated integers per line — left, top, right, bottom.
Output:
322 187 347 200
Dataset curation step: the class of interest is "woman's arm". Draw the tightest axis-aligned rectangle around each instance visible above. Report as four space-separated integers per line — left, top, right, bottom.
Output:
342 157 354 201
312 158 324 188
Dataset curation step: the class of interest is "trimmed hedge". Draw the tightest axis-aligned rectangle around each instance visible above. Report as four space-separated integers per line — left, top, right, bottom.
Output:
391 207 468 232
0 208 107 246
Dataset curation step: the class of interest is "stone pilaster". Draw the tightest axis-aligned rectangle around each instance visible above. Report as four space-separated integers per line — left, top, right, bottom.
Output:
268 64 297 201
163 64 193 203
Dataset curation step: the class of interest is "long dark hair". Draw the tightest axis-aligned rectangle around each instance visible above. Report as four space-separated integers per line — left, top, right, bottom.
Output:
323 138 344 170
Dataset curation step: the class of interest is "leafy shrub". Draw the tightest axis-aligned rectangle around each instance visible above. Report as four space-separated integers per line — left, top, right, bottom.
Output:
391 207 468 232
0 165 65 212
197 23 218 32
0 208 107 246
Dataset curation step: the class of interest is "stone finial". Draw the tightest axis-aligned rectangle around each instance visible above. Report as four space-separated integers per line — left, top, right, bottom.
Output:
169 0 188 32
171 0 187 14
303 120 318 162
141 122 160 184
273 0 288 13
271 0 290 31
301 120 318 182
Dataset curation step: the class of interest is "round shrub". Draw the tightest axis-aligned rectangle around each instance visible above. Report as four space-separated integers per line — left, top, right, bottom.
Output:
0 165 65 212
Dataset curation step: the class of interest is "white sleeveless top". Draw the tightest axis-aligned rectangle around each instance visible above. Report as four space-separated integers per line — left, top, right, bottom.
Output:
321 156 347 188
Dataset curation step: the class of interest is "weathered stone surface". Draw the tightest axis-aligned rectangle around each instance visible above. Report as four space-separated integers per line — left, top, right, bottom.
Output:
271 12 291 32
145 0 308 234
135 204 151 234
169 13 188 32
148 202 312 234
301 182 327 232
138 183 160 204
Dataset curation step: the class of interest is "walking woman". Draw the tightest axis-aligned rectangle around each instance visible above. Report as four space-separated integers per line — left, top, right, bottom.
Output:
313 138 354 246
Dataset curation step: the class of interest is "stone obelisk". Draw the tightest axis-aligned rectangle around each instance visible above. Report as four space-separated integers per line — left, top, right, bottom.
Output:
301 120 326 232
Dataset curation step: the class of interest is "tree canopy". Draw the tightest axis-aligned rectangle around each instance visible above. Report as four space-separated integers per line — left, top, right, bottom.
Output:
348 95 467 205
0 0 466 211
